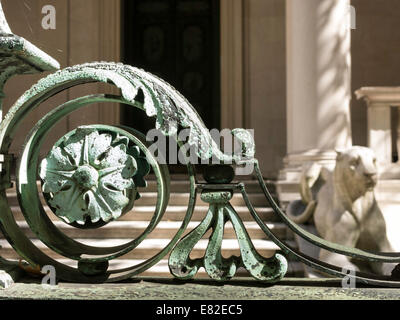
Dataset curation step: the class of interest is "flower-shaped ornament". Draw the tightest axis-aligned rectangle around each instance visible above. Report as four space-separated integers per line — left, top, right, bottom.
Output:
39 127 149 226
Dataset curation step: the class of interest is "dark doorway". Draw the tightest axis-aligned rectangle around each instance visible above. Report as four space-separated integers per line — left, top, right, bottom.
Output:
121 0 221 136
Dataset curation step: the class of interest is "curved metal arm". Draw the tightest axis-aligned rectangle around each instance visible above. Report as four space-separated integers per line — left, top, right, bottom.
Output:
0 62 253 164
0 1 59 121
0 2 398 287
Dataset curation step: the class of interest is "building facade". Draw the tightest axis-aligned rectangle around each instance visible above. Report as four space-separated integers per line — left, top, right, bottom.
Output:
2 0 400 179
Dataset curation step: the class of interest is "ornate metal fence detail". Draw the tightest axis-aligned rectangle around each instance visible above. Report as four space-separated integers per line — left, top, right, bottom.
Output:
0 2 400 287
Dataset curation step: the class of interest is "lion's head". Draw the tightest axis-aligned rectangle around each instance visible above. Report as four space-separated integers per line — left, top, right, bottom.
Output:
334 146 378 199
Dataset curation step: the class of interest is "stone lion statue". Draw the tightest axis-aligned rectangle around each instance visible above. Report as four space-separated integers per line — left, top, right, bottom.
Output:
286 146 395 275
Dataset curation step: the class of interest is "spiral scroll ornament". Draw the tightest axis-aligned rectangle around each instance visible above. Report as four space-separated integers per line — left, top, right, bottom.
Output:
1 60 400 285
0 68 197 282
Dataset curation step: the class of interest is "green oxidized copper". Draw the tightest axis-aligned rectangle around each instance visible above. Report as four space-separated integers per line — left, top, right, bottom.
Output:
168 165 288 283
0 0 59 121
0 62 255 166
39 126 149 226
0 55 396 287
2 0 400 287
0 0 59 188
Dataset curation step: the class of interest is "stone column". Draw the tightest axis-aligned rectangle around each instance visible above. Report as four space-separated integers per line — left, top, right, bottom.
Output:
278 0 352 204
0 0 11 34
355 87 400 168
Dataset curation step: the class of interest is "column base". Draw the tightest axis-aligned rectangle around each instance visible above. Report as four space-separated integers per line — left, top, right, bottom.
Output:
276 149 337 208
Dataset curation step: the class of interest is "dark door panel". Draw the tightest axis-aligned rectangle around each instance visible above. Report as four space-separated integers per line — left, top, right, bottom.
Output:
122 0 221 135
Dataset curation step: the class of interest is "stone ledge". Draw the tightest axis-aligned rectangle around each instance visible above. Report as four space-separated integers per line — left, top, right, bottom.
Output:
1 277 400 300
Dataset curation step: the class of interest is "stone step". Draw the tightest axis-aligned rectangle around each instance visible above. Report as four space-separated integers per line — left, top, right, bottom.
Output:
277 178 400 205
0 221 290 240
5 191 272 207
376 180 400 203
10 205 281 222
0 238 297 261
276 178 400 252
103 174 273 190
5 176 277 196
51 259 304 278
10 258 303 278
137 178 277 194
139 192 271 207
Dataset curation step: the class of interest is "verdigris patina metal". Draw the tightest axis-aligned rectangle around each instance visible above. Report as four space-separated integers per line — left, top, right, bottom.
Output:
0 1 59 120
0 0 400 288
40 126 149 227
0 0 59 288
169 165 287 282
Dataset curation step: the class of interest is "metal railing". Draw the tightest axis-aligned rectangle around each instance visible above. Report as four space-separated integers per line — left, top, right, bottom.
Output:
0 1 399 287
